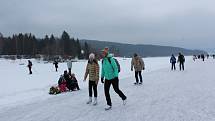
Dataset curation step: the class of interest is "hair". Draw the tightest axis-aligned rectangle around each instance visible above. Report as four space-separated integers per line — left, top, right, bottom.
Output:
134 53 138 57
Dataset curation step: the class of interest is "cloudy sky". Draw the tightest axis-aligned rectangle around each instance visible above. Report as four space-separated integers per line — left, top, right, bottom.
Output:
0 0 215 50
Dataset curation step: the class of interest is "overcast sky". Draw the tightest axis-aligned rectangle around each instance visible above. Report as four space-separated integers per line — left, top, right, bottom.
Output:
0 0 215 50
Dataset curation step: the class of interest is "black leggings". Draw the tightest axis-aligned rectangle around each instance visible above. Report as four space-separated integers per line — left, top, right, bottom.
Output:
89 81 97 97
135 71 142 83
104 77 126 106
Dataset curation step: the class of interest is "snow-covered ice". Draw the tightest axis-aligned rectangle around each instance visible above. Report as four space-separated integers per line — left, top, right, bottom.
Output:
0 57 215 121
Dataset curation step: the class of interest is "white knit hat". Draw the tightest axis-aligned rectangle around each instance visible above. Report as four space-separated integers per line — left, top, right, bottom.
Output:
89 53 95 60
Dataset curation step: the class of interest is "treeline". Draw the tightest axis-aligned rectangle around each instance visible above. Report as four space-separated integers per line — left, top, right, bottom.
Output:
0 31 91 59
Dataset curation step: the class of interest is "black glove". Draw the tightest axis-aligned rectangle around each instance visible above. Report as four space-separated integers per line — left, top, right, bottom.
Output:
101 77 104 83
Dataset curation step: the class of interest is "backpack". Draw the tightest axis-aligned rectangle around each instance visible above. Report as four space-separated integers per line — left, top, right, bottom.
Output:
102 58 121 73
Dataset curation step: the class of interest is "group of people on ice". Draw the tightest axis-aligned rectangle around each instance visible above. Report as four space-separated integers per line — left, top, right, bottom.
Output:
170 53 185 71
28 46 207 110
49 70 80 95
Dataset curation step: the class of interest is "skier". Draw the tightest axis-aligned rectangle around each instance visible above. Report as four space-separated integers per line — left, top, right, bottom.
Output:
53 60 58 72
67 59 72 75
170 54 176 70
131 53 145 85
27 60 33 74
101 47 127 110
177 53 185 71
84 53 99 105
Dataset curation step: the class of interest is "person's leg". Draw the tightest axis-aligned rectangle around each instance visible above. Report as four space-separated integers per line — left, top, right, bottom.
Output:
138 71 143 83
93 81 97 97
104 79 112 106
179 63 182 71
173 63 176 70
135 71 139 83
112 77 127 100
86 81 93 104
89 81 93 97
29 67 32 74
182 63 184 70
68 68 71 74
171 63 173 70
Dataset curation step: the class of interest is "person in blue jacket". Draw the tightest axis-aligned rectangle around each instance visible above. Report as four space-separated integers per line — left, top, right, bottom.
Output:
170 54 176 70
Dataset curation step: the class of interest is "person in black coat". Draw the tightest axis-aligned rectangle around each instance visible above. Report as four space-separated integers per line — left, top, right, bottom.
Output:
170 54 176 70
27 60 33 74
177 53 185 71
53 60 58 72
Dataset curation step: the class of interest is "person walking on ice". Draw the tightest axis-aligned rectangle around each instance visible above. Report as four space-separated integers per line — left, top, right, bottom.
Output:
131 53 145 85
27 60 33 74
84 53 99 105
170 54 176 70
101 47 127 110
178 53 185 71
53 60 58 72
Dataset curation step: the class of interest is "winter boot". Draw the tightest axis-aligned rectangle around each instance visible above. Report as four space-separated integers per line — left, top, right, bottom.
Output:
93 97 97 105
105 105 112 111
86 97 92 104
123 98 127 105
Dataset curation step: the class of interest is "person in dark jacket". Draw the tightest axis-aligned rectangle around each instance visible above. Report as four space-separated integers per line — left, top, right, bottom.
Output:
63 70 80 91
27 60 33 74
53 60 58 72
170 54 176 70
70 73 80 91
177 53 185 71
201 54 205 61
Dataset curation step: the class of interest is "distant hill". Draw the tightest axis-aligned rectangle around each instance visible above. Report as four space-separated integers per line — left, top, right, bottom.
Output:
80 39 207 57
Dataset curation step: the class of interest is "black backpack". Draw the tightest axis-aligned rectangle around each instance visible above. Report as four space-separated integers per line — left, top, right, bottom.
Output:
102 58 121 73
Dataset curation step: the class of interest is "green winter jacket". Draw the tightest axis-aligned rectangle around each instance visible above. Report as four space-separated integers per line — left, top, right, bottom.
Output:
101 54 119 80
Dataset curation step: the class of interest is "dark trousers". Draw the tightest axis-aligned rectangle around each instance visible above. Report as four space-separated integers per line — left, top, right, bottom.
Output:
179 62 184 71
55 66 58 72
135 71 142 83
104 77 127 106
171 63 176 70
68 68 71 74
28 67 32 74
89 81 97 97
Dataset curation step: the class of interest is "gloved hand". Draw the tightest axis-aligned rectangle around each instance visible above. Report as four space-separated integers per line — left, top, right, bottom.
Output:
101 77 104 83
131 68 133 71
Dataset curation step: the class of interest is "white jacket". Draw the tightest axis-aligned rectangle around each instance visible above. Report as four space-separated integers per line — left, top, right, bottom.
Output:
67 60 72 69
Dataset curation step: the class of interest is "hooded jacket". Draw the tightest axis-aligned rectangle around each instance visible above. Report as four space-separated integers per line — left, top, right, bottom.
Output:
101 54 118 80
131 56 145 71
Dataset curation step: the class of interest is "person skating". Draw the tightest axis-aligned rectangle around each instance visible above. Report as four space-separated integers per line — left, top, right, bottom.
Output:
27 60 33 74
170 54 176 70
84 53 99 105
131 53 145 85
101 47 127 110
53 60 58 72
178 53 185 71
